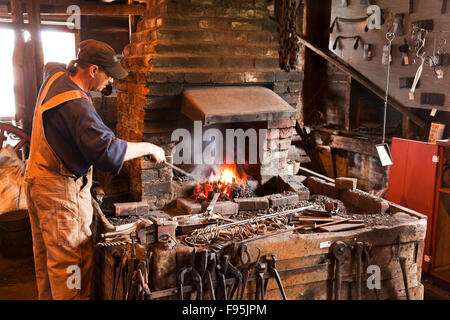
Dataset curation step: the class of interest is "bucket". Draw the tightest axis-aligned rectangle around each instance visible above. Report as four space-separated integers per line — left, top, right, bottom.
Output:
0 210 33 259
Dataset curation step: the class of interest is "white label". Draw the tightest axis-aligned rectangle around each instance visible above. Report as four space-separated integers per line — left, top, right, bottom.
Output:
430 108 437 117
432 155 439 163
409 91 415 100
320 241 331 249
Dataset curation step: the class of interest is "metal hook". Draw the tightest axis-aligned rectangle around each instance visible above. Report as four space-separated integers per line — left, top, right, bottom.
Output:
415 29 427 58
386 32 395 43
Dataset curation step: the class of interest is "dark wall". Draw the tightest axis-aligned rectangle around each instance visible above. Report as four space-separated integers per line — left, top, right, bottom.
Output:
81 15 130 54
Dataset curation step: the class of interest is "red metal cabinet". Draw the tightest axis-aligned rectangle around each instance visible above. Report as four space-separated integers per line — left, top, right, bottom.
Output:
387 138 439 273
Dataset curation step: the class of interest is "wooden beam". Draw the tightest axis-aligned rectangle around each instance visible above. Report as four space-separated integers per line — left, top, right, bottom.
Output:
3 3 148 16
21 0 44 135
298 36 427 129
344 75 352 131
10 0 26 126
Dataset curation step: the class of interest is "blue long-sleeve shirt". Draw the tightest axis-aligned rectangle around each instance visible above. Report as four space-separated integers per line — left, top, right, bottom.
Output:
41 63 127 177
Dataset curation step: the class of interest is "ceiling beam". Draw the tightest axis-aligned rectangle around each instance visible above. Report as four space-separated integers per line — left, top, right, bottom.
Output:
0 2 147 17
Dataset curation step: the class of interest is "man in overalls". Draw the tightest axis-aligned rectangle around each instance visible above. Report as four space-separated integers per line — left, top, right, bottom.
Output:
24 39 165 300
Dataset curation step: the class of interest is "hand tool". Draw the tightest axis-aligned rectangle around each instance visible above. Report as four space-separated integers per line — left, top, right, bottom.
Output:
331 241 347 300
112 249 128 299
142 259 331 300
164 160 201 182
137 251 152 300
204 193 220 217
144 154 200 182
237 246 260 300
394 236 410 300
399 257 410 300
227 260 243 300
354 242 364 300
202 251 217 300
179 268 203 300
264 254 287 300
215 254 229 300
255 254 267 300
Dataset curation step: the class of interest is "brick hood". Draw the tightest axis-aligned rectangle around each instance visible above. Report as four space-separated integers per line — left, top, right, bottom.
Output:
181 86 296 125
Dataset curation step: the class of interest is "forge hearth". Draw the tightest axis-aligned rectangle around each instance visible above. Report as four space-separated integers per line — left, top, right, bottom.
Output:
115 0 303 210
94 170 427 300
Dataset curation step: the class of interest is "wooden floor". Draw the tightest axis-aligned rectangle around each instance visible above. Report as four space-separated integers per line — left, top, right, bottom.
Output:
0 250 449 300
0 252 37 300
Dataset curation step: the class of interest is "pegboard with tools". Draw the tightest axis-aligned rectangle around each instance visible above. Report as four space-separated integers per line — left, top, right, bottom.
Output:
330 0 450 113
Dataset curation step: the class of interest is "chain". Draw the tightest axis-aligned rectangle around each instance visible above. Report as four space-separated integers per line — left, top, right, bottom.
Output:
277 0 302 71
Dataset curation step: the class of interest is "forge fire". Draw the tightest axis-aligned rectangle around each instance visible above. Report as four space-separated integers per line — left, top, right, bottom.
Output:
193 165 250 202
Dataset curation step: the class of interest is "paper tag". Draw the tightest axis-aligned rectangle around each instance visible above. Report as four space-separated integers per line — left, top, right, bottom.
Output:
320 241 331 249
430 108 437 117
404 56 409 65
437 69 444 79
432 155 439 163
409 91 415 100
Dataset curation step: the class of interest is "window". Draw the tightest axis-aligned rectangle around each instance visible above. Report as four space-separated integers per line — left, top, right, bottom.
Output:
0 28 15 118
0 29 76 118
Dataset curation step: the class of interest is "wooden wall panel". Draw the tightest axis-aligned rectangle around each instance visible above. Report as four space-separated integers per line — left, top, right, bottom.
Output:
330 0 450 112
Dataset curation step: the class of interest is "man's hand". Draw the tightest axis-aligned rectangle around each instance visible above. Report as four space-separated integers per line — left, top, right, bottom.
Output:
124 142 166 163
147 143 166 164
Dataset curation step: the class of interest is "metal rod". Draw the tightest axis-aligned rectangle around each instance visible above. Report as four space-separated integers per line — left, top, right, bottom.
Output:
201 205 315 232
164 161 200 182
382 32 395 144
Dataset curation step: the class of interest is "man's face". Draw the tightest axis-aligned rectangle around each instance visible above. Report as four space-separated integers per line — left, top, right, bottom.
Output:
91 66 113 91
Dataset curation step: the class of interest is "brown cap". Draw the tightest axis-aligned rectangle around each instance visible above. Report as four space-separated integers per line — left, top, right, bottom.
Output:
77 39 128 79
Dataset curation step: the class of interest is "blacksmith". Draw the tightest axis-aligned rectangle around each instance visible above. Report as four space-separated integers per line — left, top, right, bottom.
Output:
24 39 165 300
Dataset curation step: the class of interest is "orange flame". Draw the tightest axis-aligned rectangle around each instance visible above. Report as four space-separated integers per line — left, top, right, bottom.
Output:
194 165 246 202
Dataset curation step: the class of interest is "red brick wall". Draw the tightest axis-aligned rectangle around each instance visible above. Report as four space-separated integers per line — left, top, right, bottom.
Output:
116 0 304 206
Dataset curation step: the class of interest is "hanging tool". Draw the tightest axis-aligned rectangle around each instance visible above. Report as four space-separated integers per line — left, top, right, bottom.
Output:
376 31 395 167
394 236 410 300
442 0 447 14
255 255 267 300
201 251 217 300
237 246 261 300
178 248 203 300
354 242 364 300
399 38 410 66
264 254 288 300
410 28 427 100
331 241 347 300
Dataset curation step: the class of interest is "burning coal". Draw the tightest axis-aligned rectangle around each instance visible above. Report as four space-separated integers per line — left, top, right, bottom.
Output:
193 165 249 202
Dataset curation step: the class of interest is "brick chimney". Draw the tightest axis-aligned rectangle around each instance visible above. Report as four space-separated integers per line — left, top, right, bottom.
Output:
116 0 303 209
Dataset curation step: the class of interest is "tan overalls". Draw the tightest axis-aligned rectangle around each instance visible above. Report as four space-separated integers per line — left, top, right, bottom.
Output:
25 71 94 300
